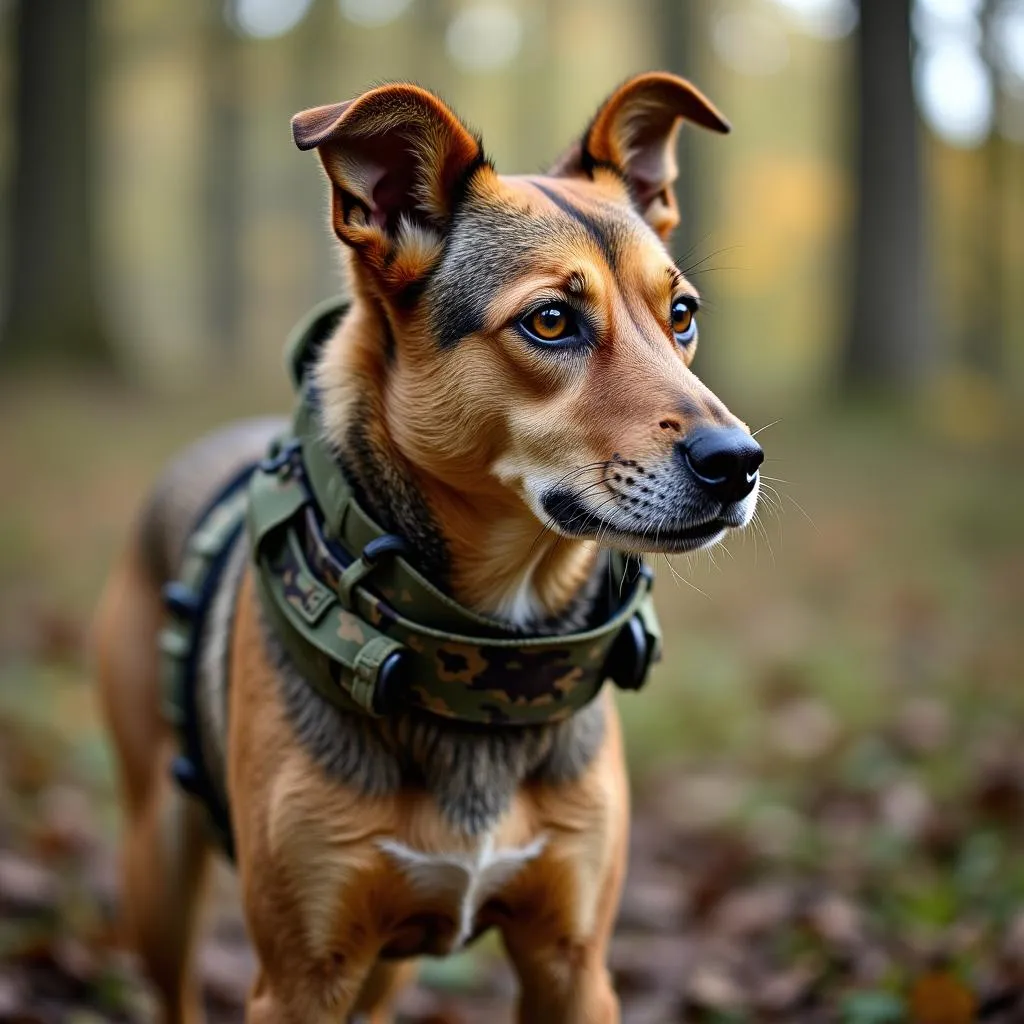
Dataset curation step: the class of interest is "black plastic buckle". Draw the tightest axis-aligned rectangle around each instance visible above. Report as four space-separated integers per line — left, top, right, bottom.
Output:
169 755 236 860
170 754 203 796
605 614 653 692
372 649 410 716
162 581 199 619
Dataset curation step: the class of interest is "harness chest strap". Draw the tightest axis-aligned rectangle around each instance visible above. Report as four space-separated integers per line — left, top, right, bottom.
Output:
247 447 661 726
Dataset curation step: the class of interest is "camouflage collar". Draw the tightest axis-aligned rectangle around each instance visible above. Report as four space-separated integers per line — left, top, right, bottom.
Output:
245 300 662 727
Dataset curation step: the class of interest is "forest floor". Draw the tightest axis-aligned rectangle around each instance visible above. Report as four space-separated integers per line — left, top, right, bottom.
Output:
1 375 1023 1023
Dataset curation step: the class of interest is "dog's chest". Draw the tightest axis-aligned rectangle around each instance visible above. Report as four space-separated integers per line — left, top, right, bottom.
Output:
377 832 547 955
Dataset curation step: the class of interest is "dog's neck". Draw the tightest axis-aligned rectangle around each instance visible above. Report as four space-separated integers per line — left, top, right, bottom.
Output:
315 305 601 630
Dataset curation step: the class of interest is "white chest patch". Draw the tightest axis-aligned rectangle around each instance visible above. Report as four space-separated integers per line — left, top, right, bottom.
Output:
378 833 547 948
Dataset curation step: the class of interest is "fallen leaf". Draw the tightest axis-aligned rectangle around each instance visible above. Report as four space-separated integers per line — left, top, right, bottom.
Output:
908 969 975 1024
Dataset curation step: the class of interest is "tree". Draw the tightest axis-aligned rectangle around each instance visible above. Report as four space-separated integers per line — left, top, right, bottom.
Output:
292 0 344 305
203 2 245 358
841 0 933 392
656 0 725 388
656 0 703 259
964 0 1009 377
1 0 117 371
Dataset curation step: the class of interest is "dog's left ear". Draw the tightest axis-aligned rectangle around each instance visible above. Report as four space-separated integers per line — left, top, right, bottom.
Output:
292 85 484 290
551 72 730 240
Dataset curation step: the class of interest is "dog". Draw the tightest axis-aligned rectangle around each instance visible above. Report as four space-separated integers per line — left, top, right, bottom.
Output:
93 72 763 1023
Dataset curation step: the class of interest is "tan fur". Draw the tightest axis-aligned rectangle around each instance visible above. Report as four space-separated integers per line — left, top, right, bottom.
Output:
96 74 751 1023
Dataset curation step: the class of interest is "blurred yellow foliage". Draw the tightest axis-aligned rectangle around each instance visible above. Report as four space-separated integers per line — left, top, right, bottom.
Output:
924 368 1016 447
721 154 851 294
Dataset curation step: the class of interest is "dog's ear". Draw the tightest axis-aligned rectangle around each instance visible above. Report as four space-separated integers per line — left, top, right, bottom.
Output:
292 85 484 290
551 72 730 240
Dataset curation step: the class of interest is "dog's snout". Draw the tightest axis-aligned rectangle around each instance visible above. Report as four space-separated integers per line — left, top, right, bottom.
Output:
679 426 763 503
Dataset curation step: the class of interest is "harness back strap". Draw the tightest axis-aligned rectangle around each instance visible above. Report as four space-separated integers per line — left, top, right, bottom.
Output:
159 466 252 857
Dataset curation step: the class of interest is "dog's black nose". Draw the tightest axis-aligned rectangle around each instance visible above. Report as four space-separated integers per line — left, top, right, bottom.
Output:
680 426 763 503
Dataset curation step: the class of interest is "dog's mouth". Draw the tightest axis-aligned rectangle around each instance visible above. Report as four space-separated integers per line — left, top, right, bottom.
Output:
540 489 735 554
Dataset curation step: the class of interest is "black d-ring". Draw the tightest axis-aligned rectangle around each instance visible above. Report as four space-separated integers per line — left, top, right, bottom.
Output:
361 534 408 566
605 614 652 692
258 438 301 475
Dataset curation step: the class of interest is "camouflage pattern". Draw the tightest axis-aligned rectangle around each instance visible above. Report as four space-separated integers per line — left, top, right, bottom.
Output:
248 441 660 726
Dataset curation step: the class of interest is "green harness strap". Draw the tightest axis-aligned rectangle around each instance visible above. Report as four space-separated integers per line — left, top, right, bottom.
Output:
160 473 251 857
244 299 663 727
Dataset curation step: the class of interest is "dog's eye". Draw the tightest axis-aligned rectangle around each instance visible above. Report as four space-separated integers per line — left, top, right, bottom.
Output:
671 298 698 346
522 304 576 344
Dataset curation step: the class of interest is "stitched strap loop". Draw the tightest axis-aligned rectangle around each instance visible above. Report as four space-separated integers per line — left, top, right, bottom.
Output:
350 636 405 713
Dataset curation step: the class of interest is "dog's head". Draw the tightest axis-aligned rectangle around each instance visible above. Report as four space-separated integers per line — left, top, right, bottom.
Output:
294 73 761 557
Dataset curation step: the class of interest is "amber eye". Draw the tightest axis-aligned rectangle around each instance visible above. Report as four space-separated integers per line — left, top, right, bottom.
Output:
671 298 698 346
522 304 576 344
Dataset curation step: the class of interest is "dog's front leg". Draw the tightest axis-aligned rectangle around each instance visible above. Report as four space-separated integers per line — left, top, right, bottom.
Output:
502 825 625 1024
239 856 385 1024
505 937 621 1024
503 858 624 1024
501 708 629 1024
244 956 376 1024
233 781 389 1024
228 572 401 1022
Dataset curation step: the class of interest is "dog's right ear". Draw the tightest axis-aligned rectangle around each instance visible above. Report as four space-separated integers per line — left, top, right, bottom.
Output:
292 85 484 292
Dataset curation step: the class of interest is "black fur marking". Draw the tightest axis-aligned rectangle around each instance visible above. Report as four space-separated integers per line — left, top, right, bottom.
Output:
338 396 452 589
393 277 428 314
450 148 493 211
426 189 634 350
532 182 619 269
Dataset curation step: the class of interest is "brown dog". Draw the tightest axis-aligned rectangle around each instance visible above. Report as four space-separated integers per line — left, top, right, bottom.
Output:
93 73 762 1023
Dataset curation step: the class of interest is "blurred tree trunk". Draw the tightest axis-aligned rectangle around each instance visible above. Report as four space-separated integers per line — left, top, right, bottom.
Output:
1 0 116 371
964 0 1007 377
514 0 557 173
203 2 244 358
293 0 341 303
841 0 933 392
656 0 701 259
962 124 1007 377
657 0 725 388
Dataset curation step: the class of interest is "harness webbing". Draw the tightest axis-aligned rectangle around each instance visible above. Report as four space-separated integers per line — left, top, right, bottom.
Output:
160 464 253 857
